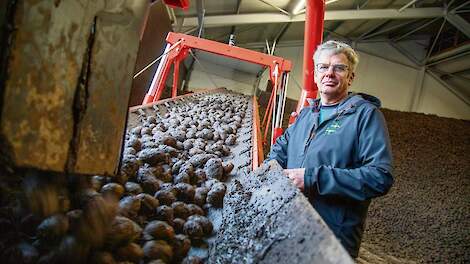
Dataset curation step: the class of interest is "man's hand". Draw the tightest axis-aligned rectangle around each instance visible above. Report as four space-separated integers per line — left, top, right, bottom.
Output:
283 168 305 191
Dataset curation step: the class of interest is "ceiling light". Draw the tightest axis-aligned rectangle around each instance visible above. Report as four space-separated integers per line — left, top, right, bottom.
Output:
326 0 341 4
292 0 305 15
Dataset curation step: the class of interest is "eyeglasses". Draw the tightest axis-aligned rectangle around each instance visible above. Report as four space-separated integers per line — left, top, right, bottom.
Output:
315 63 349 74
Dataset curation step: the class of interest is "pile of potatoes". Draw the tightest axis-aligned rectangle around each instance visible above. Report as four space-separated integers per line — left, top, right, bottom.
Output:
104 93 250 263
0 93 250 264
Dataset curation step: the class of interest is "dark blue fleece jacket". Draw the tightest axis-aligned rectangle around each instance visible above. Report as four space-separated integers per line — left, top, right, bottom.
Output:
267 93 394 257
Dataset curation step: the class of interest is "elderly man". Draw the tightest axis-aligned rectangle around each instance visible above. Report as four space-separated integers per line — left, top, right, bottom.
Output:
267 40 393 258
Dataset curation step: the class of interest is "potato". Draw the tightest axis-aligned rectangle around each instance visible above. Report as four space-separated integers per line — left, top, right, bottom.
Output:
154 190 176 206
188 148 204 156
158 145 178 157
139 175 162 195
101 183 125 200
143 220 175 241
187 215 213 236
4 242 39 264
174 183 195 203
118 196 141 219
124 182 143 195
119 155 140 181
171 234 191 260
147 260 166 264
36 214 69 242
115 243 144 263
193 187 209 207
187 154 218 168
204 158 224 180
66 209 83 231
223 162 234 175
90 251 116 264
172 201 190 219
130 126 142 136
105 216 142 248
162 136 177 148
172 218 185 234
136 193 159 216
143 240 173 262
91 176 105 191
183 220 204 239
125 137 141 152
193 169 207 186
138 149 169 166
186 204 204 216
141 127 152 136
155 205 174 225
76 195 117 247
159 183 177 195
56 235 90 264
206 183 226 208
173 172 191 184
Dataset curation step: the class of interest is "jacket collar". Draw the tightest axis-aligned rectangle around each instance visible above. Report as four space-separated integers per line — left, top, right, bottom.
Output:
308 92 381 114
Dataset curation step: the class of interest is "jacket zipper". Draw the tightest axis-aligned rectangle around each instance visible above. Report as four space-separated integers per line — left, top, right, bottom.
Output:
300 105 355 168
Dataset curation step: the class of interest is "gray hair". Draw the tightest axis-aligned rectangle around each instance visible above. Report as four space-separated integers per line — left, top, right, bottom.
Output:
313 40 359 72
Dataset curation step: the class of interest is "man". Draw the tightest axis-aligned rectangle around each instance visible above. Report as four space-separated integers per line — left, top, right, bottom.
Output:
267 40 393 258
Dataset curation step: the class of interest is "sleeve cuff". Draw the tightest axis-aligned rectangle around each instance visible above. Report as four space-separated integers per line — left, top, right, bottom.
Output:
304 167 319 199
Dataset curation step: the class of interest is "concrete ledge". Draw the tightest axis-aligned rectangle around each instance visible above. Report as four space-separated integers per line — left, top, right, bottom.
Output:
209 161 353 264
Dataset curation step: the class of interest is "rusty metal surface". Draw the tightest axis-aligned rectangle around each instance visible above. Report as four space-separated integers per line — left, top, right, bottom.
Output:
1 0 148 174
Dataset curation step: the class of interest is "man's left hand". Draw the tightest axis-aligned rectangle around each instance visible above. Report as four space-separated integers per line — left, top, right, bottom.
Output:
283 168 305 191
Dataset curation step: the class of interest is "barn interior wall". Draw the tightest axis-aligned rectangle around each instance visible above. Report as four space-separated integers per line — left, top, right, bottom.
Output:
417 74 470 120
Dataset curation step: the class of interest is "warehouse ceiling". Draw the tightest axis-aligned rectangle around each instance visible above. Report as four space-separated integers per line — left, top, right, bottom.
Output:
167 0 470 105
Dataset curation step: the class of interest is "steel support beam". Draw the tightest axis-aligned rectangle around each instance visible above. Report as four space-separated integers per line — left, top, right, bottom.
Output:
426 43 470 65
356 20 389 40
196 0 205 37
181 8 444 27
362 19 418 40
388 41 421 66
393 17 440 42
426 69 470 106
399 0 419 12
357 48 420 69
409 67 425 111
425 18 446 62
258 0 290 15
446 13 470 39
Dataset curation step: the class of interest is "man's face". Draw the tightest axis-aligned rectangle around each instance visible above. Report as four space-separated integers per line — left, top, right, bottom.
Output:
314 52 355 100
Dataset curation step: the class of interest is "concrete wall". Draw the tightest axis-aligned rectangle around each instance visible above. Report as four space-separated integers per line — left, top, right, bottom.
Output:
417 74 470 120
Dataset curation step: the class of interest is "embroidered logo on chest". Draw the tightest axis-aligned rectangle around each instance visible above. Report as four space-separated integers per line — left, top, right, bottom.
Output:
325 121 341 135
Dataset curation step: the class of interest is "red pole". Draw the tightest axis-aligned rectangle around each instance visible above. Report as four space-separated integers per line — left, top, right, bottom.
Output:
295 0 325 113
172 59 180 98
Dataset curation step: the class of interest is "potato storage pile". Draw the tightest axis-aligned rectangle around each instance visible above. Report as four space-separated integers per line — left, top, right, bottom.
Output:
360 109 470 263
0 90 254 264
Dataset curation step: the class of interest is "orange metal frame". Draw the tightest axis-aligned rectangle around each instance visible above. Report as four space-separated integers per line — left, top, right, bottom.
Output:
143 32 292 146
252 96 264 169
